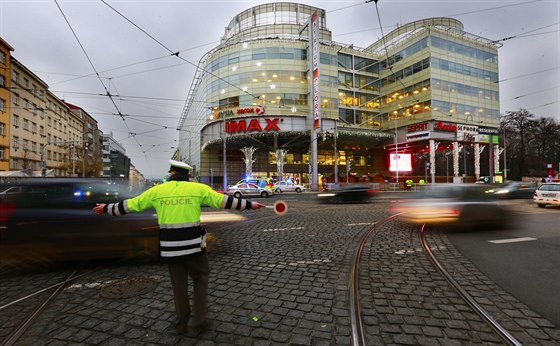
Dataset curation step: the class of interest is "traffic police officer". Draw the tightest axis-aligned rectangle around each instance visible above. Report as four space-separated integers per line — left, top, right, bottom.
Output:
92 160 265 333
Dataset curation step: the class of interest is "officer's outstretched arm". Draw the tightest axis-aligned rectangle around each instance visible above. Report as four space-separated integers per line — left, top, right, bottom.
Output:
220 195 263 211
92 201 130 216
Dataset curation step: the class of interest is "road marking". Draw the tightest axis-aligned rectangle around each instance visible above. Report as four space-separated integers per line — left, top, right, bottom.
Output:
488 237 536 244
263 226 305 232
395 246 446 254
346 222 374 226
65 275 164 290
287 258 332 266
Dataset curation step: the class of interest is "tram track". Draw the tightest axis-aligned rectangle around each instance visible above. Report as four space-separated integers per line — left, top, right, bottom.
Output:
0 263 111 346
349 215 527 345
418 224 522 346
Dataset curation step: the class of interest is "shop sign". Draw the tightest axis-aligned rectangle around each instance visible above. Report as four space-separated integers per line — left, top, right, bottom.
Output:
226 117 282 134
434 121 457 132
215 109 234 119
457 124 478 133
237 105 265 115
407 122 429 133
478 126 499 135
215 106 265 119
310 10 320 129
406 131 431 141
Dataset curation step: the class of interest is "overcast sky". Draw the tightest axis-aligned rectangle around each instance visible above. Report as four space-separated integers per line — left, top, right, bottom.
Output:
1 0 558 179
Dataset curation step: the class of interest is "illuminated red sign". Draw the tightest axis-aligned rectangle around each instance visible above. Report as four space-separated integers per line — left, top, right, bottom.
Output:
434 121 457 132
407 122 428 133
237 107 254 114
236 105 265 115
226 118 282 134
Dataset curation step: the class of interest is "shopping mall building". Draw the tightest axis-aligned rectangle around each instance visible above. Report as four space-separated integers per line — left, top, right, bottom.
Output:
176 2 502 190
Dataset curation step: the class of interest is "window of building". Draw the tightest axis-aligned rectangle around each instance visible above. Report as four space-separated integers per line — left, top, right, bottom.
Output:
23 119 29 130
0 75 4 87
0 148 4 160
22 139 28 150
338 71 353 88
0 123 4 136
338 53 352 70
12 114 19 127
0 51 6 65
11 70 19 84
0 98 4 112
12 93 19 105
12 136 19 148
31 142 37 153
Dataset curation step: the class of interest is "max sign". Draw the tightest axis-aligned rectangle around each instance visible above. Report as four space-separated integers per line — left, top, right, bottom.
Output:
226 118 282 134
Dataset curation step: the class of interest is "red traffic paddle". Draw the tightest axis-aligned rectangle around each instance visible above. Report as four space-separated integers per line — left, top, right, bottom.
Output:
265 200 288 215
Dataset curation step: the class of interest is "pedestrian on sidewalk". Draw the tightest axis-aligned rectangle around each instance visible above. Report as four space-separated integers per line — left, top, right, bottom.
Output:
92 160 265 333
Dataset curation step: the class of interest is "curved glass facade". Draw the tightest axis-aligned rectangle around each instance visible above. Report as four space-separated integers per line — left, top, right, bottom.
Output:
177 3 501 186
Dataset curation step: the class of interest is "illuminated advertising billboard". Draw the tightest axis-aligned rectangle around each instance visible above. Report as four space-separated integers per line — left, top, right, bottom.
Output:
389 153 412 172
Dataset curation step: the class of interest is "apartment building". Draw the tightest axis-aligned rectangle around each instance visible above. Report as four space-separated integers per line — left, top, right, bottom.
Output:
0 38 13 171
0 36 108 177
66 102 104 177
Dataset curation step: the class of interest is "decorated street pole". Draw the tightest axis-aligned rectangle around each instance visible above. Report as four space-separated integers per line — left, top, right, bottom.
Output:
241 147 257 179
275 149 287 182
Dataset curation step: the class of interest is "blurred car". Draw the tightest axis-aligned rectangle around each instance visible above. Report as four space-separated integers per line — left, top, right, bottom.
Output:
533 182 560 208
274 181 305 193
225 182 273 198
485 181 536 199
0 178 159 272
317 183 375 203
234 177 275 191
391 184 514 228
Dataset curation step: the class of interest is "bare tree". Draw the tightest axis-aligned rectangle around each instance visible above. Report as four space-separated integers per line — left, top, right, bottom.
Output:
501 109 535 179
501 109 560 179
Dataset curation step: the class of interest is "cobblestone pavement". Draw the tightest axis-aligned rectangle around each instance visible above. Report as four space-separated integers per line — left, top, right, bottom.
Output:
1 197 559 345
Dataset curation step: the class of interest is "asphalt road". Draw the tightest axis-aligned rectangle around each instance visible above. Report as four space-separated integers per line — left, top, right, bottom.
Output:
446 199 560 327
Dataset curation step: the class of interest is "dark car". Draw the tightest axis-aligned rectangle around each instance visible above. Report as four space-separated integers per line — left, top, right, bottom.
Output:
391 184 515 228
485 181 537 199
0 178 159 272
317 183 376 203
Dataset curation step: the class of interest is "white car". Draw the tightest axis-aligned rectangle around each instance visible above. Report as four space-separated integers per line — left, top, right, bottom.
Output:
225 183 273 198
533 183 560 208
274 181 305 193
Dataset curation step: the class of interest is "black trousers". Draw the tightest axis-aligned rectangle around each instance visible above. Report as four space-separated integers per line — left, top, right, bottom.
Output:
167 251 209 327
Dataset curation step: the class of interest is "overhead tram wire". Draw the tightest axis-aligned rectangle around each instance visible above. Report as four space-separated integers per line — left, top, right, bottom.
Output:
366 0 422 104
100 0 261 101
446 0 543 18
54 0 155 173
44 40 219 87
53 1 143 141
100 0 372 104
490 22 560 43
